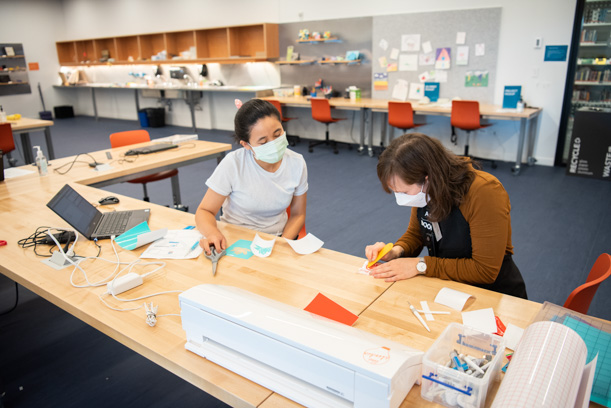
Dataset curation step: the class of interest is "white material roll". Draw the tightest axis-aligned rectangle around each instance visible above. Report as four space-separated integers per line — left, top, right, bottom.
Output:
492 321 588 408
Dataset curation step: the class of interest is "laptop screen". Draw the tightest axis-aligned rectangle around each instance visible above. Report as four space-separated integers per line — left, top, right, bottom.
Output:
46 184 101 237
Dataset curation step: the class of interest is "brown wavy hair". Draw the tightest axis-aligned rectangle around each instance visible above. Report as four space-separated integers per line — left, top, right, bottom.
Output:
377 133 475 222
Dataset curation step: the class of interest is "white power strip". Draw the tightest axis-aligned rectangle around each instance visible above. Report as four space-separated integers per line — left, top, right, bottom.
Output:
153 134 198 144
107 272 144 295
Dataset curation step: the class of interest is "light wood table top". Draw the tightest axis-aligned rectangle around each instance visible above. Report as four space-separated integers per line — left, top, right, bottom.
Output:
6 116 54 131
0 183 391 408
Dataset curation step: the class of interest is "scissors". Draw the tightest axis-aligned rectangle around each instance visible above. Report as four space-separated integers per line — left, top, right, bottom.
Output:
204 245 225 276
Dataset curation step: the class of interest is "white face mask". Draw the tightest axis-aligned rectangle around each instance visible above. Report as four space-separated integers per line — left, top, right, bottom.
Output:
394 184 428 208
250 133 288 164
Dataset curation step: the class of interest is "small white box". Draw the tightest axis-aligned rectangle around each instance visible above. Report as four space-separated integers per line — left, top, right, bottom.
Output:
421 323 505 408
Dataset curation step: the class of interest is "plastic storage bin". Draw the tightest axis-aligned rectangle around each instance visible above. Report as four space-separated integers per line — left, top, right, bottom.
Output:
421 323 505 408
138 109 149 127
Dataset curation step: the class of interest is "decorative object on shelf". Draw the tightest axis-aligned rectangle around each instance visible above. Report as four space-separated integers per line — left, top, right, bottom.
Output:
345 50 360 61
4 46 14 57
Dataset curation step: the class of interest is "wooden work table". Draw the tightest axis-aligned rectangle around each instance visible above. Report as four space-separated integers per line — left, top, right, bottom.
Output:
0 142 604 408
264 96 542 174
7 116 55 164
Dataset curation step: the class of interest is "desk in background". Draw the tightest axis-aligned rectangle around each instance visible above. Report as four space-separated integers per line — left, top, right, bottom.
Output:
8 117 55 164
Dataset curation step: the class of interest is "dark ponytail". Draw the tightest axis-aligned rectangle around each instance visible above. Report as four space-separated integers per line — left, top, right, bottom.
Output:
233 99 281 143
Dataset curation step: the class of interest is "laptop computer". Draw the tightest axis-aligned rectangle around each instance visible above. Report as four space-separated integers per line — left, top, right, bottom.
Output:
124 143 178 156
46 184 150 240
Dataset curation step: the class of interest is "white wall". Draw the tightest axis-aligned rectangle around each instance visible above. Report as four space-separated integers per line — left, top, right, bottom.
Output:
1 0 577 165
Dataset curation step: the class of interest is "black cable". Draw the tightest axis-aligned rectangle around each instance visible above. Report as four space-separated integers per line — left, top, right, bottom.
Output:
53 153 99 175
0 282 18 316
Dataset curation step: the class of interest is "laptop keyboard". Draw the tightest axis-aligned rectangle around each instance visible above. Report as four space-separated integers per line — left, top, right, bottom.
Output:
97 212 131 236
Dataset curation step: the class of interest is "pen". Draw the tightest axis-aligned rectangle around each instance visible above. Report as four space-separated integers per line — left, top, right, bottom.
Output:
407 300 430 332
189 240 200 252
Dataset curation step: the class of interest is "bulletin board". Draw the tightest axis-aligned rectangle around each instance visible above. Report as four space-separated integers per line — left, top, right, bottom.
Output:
278 17 372 97
371 7 501 102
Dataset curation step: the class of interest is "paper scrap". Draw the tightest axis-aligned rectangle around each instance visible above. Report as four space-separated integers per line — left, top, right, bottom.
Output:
284 233 323 255
475 43 485 56
456 32 466 45
462 308 497 334
94 163 113 172
401 34 421 52
251 233 275 258
304 293 358 326
391 79 409 101
420 300 434 321
2 167 35 179
378 56 388 69
434 287 473 310
379 38 389 51
115 222 167 251
503 323 525 351
419 53 434 66
139 229 201 259
456 45 469 66
408 83 424 100
418 71 431 83
225 239 253 259
399 54 418 71
422 41 432 54
390 48 399 60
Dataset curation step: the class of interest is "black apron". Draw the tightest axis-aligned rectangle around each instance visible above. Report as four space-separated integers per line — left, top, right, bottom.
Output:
417 206 528 299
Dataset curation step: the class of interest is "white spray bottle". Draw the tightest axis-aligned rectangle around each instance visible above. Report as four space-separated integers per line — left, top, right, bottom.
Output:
34 146 48 176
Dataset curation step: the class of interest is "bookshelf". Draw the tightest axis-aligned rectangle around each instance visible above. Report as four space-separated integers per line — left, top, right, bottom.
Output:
0 43 32 96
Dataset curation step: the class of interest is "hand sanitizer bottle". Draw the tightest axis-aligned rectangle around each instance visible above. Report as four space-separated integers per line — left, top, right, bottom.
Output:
516 98 525 113
34 146 48 176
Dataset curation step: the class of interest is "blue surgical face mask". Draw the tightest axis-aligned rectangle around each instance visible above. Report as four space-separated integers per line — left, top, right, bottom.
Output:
394 184 428 208
250 133 288 164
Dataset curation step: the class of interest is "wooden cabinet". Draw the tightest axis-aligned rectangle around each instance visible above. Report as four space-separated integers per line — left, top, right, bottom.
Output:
56 23 278 66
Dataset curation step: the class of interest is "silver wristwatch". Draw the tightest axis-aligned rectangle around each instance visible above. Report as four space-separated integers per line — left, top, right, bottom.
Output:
416 257 427 274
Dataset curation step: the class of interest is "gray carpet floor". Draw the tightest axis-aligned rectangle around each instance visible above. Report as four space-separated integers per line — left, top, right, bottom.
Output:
1 116 609 407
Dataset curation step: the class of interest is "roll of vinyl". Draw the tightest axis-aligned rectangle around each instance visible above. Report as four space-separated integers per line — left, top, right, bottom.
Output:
492 321 587 408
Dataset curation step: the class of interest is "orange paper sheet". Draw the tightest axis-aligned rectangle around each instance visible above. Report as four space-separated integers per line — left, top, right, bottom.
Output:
304 293 358 326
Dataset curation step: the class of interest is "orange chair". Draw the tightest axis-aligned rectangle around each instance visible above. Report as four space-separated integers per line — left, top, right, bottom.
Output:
269 99 300 146
564 253 611 314
0 123 18 167
309 98 347 154
110 130 184 208
387 101 425 143
286 207 307 240
450 100 496 168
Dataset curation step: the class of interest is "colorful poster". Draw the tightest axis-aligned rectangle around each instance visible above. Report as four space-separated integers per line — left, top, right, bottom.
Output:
374 73 389 91
419 53 435 66
435 47 451 70
465 71 489 87
408 83 424 100
399 54 418 71
379 56 388 68
401 34 421 52
387 63 398 72
475 43 485 56
456 46 469 66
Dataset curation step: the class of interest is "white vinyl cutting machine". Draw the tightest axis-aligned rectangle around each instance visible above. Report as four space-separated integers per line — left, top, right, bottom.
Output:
180 285 423 408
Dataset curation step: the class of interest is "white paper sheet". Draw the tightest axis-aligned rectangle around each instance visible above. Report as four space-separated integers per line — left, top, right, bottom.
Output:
434 287 473 310
462 308 497 333
379 38 389 51
399 54 418 71
475 43 485 56
391 79 409 101
284 233 323 255
503 323 525 350
419 53 434 66
401 34 421 51
422 41 432 54
94 163 113 172
140 229 202 259
575 355 598 408
408 83 424 100
3 167 35 179
456 45 469 66
456 32 466 44
390 48 399 60
251 233 275 258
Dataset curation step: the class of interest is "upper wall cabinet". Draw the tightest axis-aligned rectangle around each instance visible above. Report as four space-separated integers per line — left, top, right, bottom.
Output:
56 23 278 66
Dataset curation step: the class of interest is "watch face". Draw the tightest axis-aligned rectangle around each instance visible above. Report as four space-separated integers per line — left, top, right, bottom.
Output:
417 261 427 272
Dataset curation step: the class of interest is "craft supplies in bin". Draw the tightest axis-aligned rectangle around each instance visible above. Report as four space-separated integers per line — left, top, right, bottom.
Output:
421 323 505 408
272 88 294 98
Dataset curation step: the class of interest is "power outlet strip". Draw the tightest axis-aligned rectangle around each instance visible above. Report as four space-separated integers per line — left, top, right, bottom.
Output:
154 134 198 144
107 272 144 295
